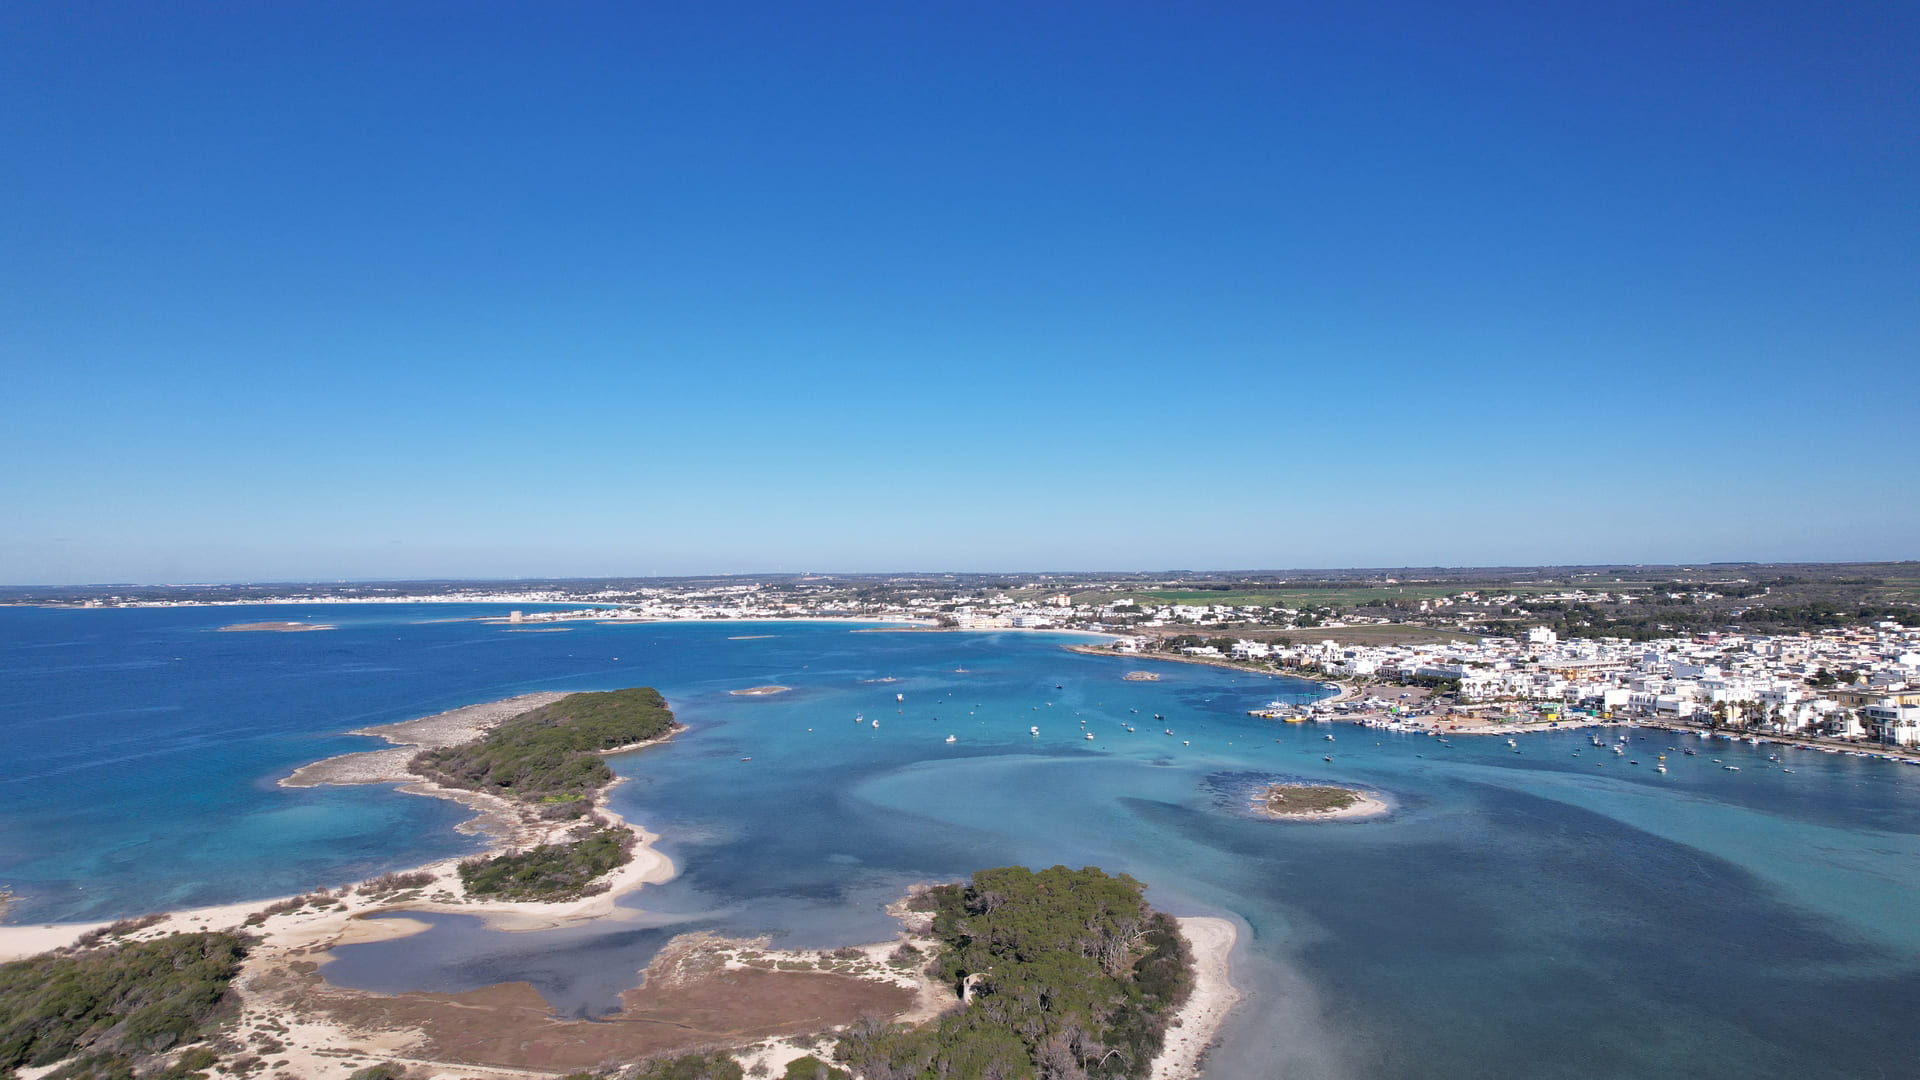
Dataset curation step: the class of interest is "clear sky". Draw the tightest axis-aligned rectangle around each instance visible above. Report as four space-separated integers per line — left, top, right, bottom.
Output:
3 2 1915 584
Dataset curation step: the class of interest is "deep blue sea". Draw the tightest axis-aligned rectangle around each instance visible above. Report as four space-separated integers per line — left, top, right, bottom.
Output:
5 604 1920 1079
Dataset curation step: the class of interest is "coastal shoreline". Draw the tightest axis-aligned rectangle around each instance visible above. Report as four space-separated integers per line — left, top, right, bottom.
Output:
1 691 679 960
0 679 1251 1080
1152 916 1242 1080
1063 642 1337 688
0 691 948 1079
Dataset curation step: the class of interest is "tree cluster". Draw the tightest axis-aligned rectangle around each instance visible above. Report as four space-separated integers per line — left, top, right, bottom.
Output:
0 933 246 1080
837 866 1193 1080
412 688 679 803
458 824 634 901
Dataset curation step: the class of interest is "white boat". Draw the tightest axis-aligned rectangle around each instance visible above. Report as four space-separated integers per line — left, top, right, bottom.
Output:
855 713 864 724
1723 765 1740 771
1030 726 1039 736
945 735 957 743
871 718 879 728
896 692 904 702
1656 765 1667 773
1085 732 1095 741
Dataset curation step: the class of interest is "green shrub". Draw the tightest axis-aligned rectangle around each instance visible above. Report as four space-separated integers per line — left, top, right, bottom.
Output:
628 1050 745 1080
458 827 632 900
782 1055 849 1080
0 933 246 1078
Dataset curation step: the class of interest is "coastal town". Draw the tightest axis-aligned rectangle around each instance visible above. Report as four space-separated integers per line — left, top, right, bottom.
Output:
16 565 1918 748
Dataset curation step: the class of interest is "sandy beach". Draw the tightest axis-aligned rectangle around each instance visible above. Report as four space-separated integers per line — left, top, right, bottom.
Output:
1151 916 1242 1080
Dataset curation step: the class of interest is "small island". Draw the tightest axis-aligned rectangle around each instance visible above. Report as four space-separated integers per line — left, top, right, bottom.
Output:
283 687 683 901
217 621 333 632
730 685 792 696
1253 783 1388 821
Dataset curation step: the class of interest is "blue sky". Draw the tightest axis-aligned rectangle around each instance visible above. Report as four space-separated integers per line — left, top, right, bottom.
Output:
3 2 1915 583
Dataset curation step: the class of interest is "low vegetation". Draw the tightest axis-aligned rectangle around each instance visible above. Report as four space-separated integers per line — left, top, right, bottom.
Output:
0 932 246 1080
356 870 437 898
838 865 1193 1080
556 1052 745 1080
783 1056 849 1080
458 825 633 900
240 891 344 927
1260 784 1359 815
412 687 679 803
69 914 167 950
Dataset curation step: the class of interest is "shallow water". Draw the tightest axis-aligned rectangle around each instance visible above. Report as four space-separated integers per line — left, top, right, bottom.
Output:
5 607 1919 1078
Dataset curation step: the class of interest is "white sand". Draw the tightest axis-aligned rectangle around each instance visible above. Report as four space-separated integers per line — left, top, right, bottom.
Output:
1150 917 1242 1080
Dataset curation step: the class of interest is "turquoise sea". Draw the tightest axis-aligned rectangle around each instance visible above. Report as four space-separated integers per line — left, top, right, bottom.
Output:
4 605 1920 1079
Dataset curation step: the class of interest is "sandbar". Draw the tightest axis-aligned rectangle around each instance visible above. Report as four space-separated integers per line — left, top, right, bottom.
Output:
730 685 792 696
218 621 334 632
1150 916 1242 1080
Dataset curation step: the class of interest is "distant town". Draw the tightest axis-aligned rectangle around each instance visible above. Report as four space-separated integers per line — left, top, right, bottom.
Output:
8 561 1918 747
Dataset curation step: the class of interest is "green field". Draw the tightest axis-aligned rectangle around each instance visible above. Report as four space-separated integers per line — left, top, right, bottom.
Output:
1217 624 1479 646
1090 586 1465 607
